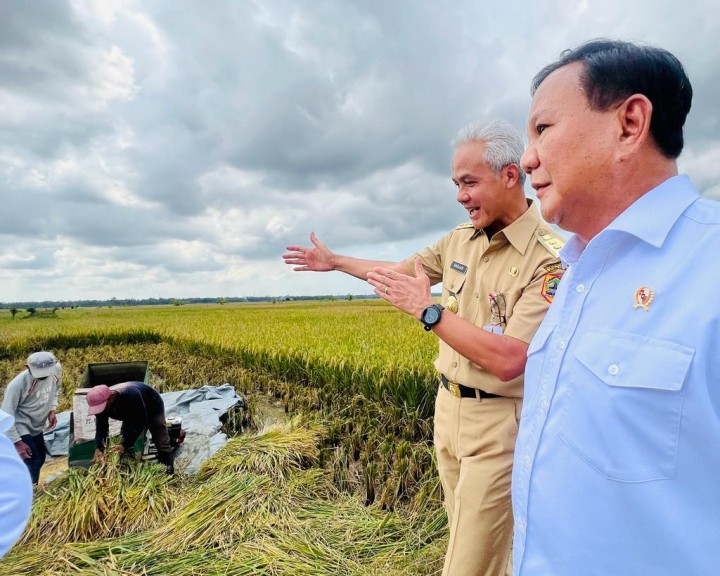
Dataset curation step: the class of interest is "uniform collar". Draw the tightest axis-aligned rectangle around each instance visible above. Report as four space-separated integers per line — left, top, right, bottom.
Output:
472 199 540 255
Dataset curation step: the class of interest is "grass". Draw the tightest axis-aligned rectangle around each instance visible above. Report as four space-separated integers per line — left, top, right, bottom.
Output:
0 302 447 573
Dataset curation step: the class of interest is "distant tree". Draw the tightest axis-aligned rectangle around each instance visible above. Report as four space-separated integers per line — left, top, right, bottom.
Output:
346 294 353 301
218 297 228 305
26 307 37 317
10 308 19 319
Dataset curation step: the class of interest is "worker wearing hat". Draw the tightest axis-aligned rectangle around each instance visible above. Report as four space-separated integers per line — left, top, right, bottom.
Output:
86 381 174 474
1 351 62 484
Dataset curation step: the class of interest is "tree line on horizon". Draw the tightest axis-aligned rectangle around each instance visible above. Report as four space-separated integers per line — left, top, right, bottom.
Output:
0 294 385 310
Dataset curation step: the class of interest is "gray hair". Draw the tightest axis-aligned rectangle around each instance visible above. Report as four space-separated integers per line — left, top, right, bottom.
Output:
452 120 526 186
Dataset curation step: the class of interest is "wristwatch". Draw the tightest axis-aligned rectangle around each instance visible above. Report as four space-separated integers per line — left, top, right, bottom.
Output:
420 304 444 331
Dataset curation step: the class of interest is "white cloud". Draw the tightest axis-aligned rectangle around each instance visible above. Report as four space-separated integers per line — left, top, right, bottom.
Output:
0 0 718 302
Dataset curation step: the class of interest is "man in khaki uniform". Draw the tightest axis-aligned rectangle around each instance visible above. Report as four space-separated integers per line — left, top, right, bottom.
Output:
283 119 564 576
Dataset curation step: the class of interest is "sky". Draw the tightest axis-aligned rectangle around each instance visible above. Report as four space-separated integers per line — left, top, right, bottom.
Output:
1 0 719 303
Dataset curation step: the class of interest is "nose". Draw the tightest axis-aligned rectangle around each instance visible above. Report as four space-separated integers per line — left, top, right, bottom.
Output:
520 144 538 174
456 185 469 204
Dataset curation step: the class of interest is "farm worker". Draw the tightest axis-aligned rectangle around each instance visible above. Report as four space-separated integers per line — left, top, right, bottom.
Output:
1 351 62 484
511 40 720 576
86 382 174 474
284 119 564 576
0 409 32 558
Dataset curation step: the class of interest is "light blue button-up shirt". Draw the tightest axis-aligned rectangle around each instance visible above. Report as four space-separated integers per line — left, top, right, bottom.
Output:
512 175 720 576
0 409 32 558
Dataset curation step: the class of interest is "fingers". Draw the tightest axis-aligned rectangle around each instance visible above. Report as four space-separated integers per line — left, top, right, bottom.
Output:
283 245 308 254
16 442 31 460
367 268 397 300
367 267 402 287
309 231 324 249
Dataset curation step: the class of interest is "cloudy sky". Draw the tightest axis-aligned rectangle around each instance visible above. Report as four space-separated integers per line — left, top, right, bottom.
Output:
1 0 718 303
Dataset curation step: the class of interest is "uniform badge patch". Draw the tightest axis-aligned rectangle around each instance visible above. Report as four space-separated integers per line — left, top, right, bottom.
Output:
633 286 655 312
541 273 561 303
544 262 563 273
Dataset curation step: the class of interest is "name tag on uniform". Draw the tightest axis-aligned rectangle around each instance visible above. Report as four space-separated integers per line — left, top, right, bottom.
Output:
450 261 467 274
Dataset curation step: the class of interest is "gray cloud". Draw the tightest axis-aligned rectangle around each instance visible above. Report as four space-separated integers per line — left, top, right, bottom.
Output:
1 0 718 301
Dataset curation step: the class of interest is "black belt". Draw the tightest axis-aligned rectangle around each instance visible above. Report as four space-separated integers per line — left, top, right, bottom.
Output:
441 375 501 399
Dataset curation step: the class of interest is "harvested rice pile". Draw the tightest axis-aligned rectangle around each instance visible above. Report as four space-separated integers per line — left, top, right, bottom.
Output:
3 418 446 575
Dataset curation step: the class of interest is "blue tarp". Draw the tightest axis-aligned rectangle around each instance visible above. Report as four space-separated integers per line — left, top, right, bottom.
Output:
45 384 243 474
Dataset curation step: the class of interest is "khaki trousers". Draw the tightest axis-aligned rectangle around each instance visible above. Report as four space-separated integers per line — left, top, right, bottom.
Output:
434 384 520 576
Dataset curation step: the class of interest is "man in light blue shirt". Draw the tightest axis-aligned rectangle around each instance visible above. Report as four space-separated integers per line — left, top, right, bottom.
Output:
0 409 32 557
513 39 720 575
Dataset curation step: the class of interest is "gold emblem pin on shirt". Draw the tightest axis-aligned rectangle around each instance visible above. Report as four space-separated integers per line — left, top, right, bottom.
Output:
509 266 519 277
633 286 655 312
445 295 458 313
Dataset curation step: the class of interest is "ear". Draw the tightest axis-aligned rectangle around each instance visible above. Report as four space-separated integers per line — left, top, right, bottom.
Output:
502 163 521 188
616 94 652 155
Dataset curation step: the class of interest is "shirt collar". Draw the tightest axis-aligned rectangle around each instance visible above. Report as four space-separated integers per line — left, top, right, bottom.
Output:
560 174 698 266
473 199 540 255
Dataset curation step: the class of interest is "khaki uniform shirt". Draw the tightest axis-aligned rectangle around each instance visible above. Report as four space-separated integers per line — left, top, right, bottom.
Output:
404 201 564 398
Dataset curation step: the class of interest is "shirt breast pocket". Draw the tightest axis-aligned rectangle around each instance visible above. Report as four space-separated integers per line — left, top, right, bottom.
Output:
560 329 693 482
443 270 467 297
521 320 555 417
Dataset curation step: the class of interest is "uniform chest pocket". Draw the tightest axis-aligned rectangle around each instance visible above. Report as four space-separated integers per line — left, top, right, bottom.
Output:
559 329 693 482
443 270 467 296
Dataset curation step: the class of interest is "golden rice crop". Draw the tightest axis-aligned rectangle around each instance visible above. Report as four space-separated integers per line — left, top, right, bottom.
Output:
0 301 448 573
3 420 447 575
20 450 177 546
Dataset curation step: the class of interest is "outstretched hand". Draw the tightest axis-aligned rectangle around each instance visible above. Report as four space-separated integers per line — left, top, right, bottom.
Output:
283 232 335 272
367 257 435 319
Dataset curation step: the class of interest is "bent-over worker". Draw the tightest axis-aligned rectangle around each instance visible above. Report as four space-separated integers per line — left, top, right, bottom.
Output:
86 382 174 474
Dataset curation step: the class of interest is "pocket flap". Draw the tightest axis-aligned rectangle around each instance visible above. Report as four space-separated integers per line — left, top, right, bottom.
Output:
528 320 555 355
443 270 467 295
574 329 694 391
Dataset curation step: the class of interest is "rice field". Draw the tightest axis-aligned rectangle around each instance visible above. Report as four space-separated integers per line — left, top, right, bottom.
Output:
0 301 447 574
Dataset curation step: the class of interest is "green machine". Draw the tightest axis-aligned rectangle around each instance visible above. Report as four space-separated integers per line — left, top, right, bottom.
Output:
68 361 150 468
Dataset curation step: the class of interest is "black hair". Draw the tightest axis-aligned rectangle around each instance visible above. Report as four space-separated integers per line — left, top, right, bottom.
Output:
531 39 692 159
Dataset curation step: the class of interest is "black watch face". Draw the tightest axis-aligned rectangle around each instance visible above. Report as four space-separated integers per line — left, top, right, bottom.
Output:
424 306 441 324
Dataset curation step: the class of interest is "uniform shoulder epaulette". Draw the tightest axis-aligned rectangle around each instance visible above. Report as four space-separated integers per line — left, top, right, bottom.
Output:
536 229 565 258
454 222 475 230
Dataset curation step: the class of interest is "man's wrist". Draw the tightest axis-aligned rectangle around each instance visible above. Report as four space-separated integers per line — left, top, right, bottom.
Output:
420 304 445 331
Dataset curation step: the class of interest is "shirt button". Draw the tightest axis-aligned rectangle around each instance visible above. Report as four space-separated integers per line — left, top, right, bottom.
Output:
608 364 620 375
558 340 566 350
576 284 585 292
517 519 526 532
483 256 490 262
